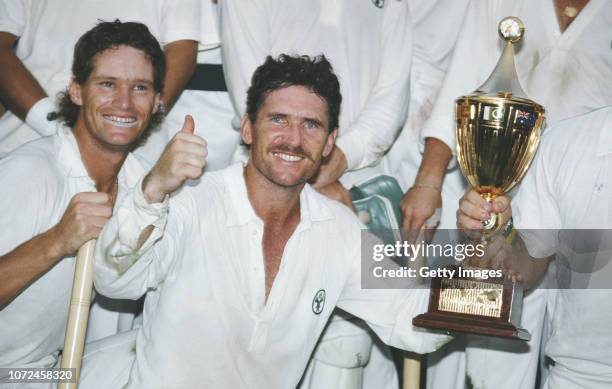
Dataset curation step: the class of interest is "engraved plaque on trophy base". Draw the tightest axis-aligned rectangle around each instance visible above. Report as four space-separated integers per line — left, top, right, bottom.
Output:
413 266 530 341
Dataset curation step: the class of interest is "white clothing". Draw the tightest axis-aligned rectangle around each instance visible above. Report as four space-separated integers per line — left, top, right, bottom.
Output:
0 125 146 377
136 48 239 171
221 0 412 173
386 0 469 186
421 2 612 387
221 2 413 387
0 0 204 155
92 162 449 389
422 0 612 156
379 2 470 387
513 106 612 388
135 1 239 170
384 0 469 228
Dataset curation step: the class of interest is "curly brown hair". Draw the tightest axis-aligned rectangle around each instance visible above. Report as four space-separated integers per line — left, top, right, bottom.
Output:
56 20 165 148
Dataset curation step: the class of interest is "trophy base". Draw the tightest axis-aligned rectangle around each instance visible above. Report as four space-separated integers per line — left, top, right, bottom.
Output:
411 265 531 342
413 312 531 341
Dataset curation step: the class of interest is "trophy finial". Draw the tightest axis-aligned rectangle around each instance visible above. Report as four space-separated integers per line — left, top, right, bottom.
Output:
475 16 528 99
498 17 524 43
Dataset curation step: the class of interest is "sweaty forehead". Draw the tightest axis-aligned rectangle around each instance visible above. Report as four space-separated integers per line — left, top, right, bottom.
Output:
90 45 154 82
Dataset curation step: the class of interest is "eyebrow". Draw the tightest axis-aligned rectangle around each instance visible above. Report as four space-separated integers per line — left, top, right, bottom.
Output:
266 112 325 127
90 76 154 85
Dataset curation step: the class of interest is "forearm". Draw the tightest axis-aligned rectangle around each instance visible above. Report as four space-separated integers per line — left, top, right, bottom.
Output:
414 137 452 188
161 40 198 111
0 228 64 309
94 187 174 299
0 48 47 121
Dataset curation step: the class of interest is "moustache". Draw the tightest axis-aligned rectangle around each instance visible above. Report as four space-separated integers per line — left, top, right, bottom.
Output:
269 145 312 160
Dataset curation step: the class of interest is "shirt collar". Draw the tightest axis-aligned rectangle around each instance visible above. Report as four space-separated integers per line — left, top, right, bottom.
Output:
223 162 334 227
56 124 148 188
57 124 90 179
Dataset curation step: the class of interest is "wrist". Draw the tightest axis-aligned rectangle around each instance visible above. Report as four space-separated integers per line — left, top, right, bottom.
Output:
410 182 441 193
25 97 56 136
413 169 444 189
43 226 69 261
142 173 167 204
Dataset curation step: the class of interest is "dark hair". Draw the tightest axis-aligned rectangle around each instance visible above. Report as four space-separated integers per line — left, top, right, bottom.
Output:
56 20 165 137
246 54 341 132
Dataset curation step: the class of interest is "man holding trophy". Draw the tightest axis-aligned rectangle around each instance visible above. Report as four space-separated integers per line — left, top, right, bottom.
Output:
401 1 612 387
456 104 612 388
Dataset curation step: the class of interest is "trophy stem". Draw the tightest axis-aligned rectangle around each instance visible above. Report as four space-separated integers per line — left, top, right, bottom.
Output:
475 189 503 231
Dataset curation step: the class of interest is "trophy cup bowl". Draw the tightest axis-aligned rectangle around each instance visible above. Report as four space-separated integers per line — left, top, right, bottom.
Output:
456 95 544 229
413 17 545 341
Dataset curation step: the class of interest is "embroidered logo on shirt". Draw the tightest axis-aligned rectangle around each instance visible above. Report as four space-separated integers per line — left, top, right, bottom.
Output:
371 0 384 8
312 289 326 315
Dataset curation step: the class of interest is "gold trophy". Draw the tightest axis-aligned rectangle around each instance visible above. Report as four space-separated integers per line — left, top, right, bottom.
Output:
413 17 544 340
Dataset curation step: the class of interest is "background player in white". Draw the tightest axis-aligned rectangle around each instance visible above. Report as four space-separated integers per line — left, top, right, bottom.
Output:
135 0 239 171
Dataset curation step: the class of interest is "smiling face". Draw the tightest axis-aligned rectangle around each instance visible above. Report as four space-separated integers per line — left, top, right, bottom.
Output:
69 45 160 152
242 85 337 188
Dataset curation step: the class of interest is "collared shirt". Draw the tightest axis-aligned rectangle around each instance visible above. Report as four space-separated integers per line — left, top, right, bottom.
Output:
513 106 612 386
0 0 206 154
221 0 413 172
94 162 448 389
421 0 612 158
0 125 147 373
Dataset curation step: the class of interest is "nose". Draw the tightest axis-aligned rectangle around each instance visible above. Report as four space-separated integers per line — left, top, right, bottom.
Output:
113 85 134 110
284 120 303 147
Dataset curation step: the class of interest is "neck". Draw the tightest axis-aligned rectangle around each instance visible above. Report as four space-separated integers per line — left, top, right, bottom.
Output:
244 162 302 224
71 121 127 193
554 0 590 32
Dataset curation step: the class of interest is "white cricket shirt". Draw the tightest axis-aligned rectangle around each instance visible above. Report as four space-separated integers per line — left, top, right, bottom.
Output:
0 125 147 374
94 163 450 388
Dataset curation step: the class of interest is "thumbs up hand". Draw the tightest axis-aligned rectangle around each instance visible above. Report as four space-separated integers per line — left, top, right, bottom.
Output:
143 115 208 203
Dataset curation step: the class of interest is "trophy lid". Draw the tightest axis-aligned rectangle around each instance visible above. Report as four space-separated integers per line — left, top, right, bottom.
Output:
475 17 529 100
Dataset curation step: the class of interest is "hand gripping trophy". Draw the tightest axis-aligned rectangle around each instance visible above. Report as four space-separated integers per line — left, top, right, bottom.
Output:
413 17 545 341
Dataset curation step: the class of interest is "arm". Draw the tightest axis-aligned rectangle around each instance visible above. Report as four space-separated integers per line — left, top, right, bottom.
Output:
157 0 212 111
0 190 112 309
400 137 451 236
314 1 413 187
337 230 452 353
456 190 550 290
94 116 207 299
161 39 198 111
400 2 499 231
0 31 52 133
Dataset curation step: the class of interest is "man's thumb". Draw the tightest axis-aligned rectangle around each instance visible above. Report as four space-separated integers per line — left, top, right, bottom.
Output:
180 115 195 134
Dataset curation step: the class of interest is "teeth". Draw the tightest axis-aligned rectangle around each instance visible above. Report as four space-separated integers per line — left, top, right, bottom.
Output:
103 115 137 127
273 152 303 162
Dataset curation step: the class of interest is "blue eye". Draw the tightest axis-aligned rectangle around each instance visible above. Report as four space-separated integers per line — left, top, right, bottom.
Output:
100 81 113 88
304 120 320 130
134 84 148 91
